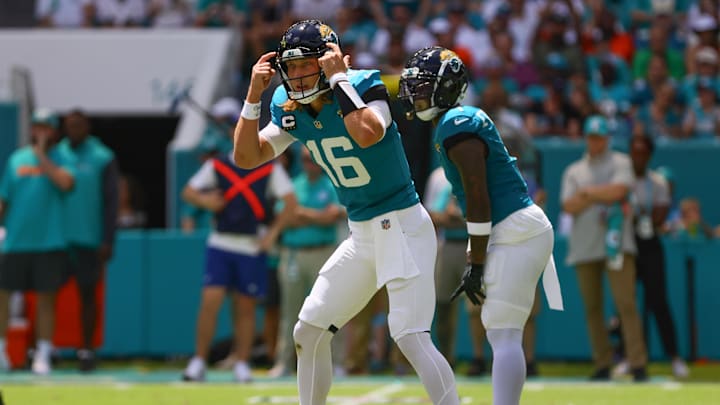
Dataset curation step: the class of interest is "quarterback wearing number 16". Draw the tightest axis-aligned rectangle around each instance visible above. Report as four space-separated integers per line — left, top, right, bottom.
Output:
399 47 565 405
234 20 459 405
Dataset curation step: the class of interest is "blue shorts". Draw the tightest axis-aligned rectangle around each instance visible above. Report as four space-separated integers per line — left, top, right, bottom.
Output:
204 246 268 297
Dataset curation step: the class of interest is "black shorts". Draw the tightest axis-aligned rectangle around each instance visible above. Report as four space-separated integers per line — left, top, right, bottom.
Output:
0 250 69 292
68 245 102 288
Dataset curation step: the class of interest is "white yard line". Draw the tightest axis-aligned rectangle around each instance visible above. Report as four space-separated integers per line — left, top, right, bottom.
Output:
338 382 406 405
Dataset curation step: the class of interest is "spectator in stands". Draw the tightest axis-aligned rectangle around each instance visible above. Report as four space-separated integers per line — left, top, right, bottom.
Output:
669 197 717 240
269 146 345 378
245 0 292 62
531 1 586 78
94 0 148 27
629 0 688 35
630 54 680 109
0 109 75 375
181 142 297 383
482 0 543 64
681 47 720 103
35 0 95 27
147 0 194 28
560 115 648 381
567 82 600 139
632 22 685 81
369 0 430 31
579 0 634 63
57 109 119 372
369 2 433 61
619 135 690 379
688 0 720 24
489 30 539 92
525 86 574 138
634 81 683 139
682 77 720 138
117 173 147 229
194 0 245 28
685 14 719 75
378 35 407 75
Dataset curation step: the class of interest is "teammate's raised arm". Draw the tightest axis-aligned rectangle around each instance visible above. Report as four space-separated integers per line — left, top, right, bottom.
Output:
234 51 279 169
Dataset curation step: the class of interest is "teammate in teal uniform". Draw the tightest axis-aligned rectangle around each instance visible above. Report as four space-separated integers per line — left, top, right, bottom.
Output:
234 20 458 405
57 110 119 372
399 47 564 405
0 109 75 375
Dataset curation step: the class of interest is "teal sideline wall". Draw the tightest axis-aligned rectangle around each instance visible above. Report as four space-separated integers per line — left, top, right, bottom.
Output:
0 102 19 171
99 231 720 360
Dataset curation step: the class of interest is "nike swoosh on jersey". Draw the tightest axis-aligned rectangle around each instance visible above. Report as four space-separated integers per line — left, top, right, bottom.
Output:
453 117 470 125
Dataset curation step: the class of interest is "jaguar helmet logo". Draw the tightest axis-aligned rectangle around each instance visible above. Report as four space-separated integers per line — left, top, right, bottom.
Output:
440 49 462 73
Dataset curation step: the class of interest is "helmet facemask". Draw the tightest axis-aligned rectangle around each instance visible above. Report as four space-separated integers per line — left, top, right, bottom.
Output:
276 20 338 104
398 47 469 121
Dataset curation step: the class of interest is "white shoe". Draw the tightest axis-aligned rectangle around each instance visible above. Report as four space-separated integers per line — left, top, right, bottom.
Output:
268 364 289 378
672 358 690 378
333 365 347 377
31 355 51 375
233 361 252 383
182 357 206 382
611 360 630 377
0 350 10 371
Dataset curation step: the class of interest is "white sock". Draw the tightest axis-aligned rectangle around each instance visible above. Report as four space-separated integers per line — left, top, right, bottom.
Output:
0 338 6 352
487 328 525 405
36 340 53 359
396 332 459 405
294 321 333 405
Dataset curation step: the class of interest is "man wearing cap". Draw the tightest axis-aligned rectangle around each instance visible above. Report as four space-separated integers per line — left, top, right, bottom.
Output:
560 115 648 381
56 109 119 372
0 109 75 375
685 14 718 75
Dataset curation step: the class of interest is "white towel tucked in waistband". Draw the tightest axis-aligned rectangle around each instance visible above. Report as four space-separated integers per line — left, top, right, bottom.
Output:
542 253 564 311
372 211 421 288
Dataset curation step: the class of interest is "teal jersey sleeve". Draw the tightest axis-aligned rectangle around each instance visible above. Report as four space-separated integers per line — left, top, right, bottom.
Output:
59 137 115 247
270 69 419 221
433 106 532 224
2 147 69 252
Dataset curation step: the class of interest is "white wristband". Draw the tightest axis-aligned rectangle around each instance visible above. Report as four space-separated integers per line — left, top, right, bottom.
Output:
329 72 349 89
241 101 261 120
467 221 492 236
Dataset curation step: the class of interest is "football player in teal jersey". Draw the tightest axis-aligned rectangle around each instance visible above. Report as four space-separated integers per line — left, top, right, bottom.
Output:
399 47 564 405
233 20 458 405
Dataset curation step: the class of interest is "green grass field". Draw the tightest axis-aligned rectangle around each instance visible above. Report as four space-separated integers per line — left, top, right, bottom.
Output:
1 362 719 404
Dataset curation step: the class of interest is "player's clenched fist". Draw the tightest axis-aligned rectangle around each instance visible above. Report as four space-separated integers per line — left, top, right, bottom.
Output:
248 51 277 100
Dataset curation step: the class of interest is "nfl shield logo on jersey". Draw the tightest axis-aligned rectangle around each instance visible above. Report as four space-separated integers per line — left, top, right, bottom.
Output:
381 219 391 230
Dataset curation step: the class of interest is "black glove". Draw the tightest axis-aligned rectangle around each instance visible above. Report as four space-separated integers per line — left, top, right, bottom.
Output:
450 263 485 306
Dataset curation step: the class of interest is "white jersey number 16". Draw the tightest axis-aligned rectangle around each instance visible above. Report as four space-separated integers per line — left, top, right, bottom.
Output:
306 138 371 188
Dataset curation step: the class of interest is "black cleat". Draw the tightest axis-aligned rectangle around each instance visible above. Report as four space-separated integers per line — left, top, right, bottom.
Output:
466 358 487 377
632 367 648 382
526 361 539 377
589 367 610 381
77 350 97 373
